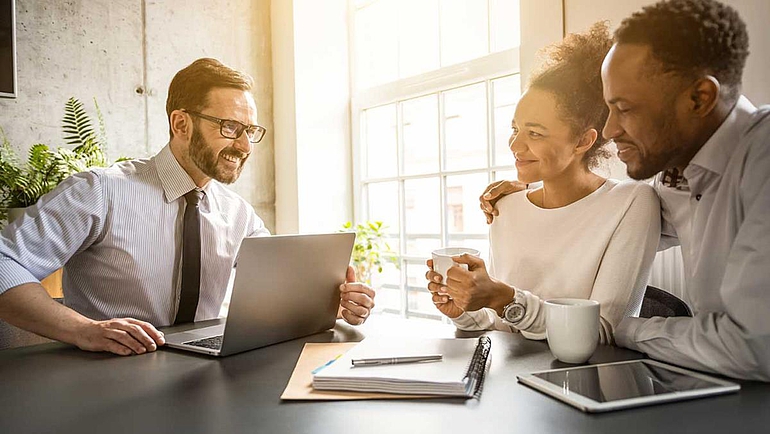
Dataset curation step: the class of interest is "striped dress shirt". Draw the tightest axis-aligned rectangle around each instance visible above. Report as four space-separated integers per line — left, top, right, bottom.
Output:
0 145 269 326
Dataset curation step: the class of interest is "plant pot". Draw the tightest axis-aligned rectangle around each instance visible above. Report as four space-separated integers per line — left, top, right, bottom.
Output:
6 207 64 298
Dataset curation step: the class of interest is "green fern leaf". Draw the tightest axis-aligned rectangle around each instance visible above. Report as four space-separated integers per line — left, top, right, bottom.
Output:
27 144 52 173
62 97 97 147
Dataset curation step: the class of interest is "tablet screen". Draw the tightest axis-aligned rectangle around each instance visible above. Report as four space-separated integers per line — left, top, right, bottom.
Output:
533 360 722 403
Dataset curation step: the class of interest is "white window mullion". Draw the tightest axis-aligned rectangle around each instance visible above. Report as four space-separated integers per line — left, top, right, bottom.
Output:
439 91 448 248
396 99 408 317
396 101 404 176
351 101 364 223
398 178 407 317
356 48 520 109
486 79 495 180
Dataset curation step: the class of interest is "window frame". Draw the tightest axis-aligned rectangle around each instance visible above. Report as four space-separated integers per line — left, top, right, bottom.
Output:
352 50 522 318
348 0 564 319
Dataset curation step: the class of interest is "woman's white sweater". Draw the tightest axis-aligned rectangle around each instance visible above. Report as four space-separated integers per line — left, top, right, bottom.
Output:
452 180 661 344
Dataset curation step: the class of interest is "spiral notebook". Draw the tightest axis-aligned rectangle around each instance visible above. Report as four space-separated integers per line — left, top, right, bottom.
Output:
312 336 491 398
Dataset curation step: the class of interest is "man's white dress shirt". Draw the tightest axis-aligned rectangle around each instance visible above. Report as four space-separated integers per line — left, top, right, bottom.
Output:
616 96 770 381
0 145 269 326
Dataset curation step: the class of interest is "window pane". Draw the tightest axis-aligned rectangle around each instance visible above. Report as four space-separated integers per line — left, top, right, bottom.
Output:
405 261 429 290
402 94 439 175
404 177 441 257
375 286 402 313
439 0 489 67
383 236 401 258
407 288 438 317
446 236 489 262
492 75 521 167
494 169 518 182
406 262 438 316
443 83 488 171
364 104 398 178
378 258 402 287
366 181 400 232
445 172 490 247
397 0 440 78
490 0 521 52
355 1 399 89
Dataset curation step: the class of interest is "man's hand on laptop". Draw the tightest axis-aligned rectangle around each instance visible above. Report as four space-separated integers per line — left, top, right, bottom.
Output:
74 317 166 356
338 265 375 325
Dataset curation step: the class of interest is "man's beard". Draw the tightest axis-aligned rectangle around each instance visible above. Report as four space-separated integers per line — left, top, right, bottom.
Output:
626 111 685 181
189 127 248 184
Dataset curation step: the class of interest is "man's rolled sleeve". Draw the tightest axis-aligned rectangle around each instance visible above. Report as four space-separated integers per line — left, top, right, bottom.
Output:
0 171 105 295
0 257 40 293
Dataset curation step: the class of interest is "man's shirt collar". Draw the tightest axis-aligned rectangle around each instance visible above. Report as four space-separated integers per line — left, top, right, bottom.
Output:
154 144 201 203
686 95 756 178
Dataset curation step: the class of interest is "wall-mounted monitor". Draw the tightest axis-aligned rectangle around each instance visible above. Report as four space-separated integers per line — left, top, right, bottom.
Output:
0 0 17 98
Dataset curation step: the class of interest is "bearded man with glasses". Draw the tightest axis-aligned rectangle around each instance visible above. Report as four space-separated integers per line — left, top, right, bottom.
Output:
0 58 375 356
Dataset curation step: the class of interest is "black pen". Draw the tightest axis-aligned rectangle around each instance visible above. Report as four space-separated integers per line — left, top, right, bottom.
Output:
351 354 443 367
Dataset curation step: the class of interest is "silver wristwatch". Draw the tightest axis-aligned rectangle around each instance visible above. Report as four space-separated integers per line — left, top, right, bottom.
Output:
501 289 526 324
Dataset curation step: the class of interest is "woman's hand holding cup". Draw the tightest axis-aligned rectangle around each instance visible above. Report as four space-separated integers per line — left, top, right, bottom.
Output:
427 248 512 316
426 258 465 318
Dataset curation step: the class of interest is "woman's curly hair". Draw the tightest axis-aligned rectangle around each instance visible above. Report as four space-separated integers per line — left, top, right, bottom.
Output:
528 22 613 169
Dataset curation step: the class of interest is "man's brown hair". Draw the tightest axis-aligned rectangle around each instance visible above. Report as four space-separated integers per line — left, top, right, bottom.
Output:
165 58 254 139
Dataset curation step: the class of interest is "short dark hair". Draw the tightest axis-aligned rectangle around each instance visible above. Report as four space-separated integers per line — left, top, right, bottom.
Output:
529 21 613 169
614 0 749 101
165 58 254 139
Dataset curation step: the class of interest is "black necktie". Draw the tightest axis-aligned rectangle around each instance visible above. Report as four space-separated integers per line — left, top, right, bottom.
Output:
175 189 204 324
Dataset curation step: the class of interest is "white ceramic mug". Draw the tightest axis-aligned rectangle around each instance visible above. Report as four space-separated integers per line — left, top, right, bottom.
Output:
544 298 600 364
430 247 481 285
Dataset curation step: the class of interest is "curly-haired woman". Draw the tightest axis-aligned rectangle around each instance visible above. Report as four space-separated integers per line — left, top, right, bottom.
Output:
426 23 660 345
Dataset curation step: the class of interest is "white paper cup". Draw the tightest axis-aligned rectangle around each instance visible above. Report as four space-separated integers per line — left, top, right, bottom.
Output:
430 247 481 285
545 298 600 364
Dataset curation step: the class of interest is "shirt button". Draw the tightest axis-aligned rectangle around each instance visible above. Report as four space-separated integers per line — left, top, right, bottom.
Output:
695 194 702 201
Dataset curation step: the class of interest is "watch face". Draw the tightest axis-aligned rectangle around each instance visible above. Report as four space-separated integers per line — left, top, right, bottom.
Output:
505 303 525 323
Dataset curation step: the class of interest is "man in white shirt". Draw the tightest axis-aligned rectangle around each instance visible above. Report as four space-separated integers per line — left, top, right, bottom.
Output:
480 0 770 381
0 58 375 356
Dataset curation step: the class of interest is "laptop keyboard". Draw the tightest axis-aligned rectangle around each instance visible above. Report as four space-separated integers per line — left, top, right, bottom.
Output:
183 335 224 350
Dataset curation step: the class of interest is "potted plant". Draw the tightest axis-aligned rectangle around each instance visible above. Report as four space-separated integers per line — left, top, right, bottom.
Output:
0 97 127 297
341 220 398 286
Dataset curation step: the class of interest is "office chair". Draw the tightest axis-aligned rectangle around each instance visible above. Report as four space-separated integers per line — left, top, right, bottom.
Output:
640 286 693 318
0 298 63 350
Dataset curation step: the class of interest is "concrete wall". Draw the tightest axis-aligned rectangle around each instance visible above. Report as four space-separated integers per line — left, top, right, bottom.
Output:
0 0 275 231
0 1 144 160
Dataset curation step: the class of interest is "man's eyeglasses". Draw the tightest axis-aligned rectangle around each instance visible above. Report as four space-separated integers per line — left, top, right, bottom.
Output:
184 110 266 144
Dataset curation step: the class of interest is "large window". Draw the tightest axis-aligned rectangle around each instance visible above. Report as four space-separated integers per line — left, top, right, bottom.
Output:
351 0 523 319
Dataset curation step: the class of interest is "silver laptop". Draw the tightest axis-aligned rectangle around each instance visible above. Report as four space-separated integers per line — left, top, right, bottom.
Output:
164 232 355 356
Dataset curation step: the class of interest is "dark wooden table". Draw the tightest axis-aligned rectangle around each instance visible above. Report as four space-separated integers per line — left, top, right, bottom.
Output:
1 315 767 434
